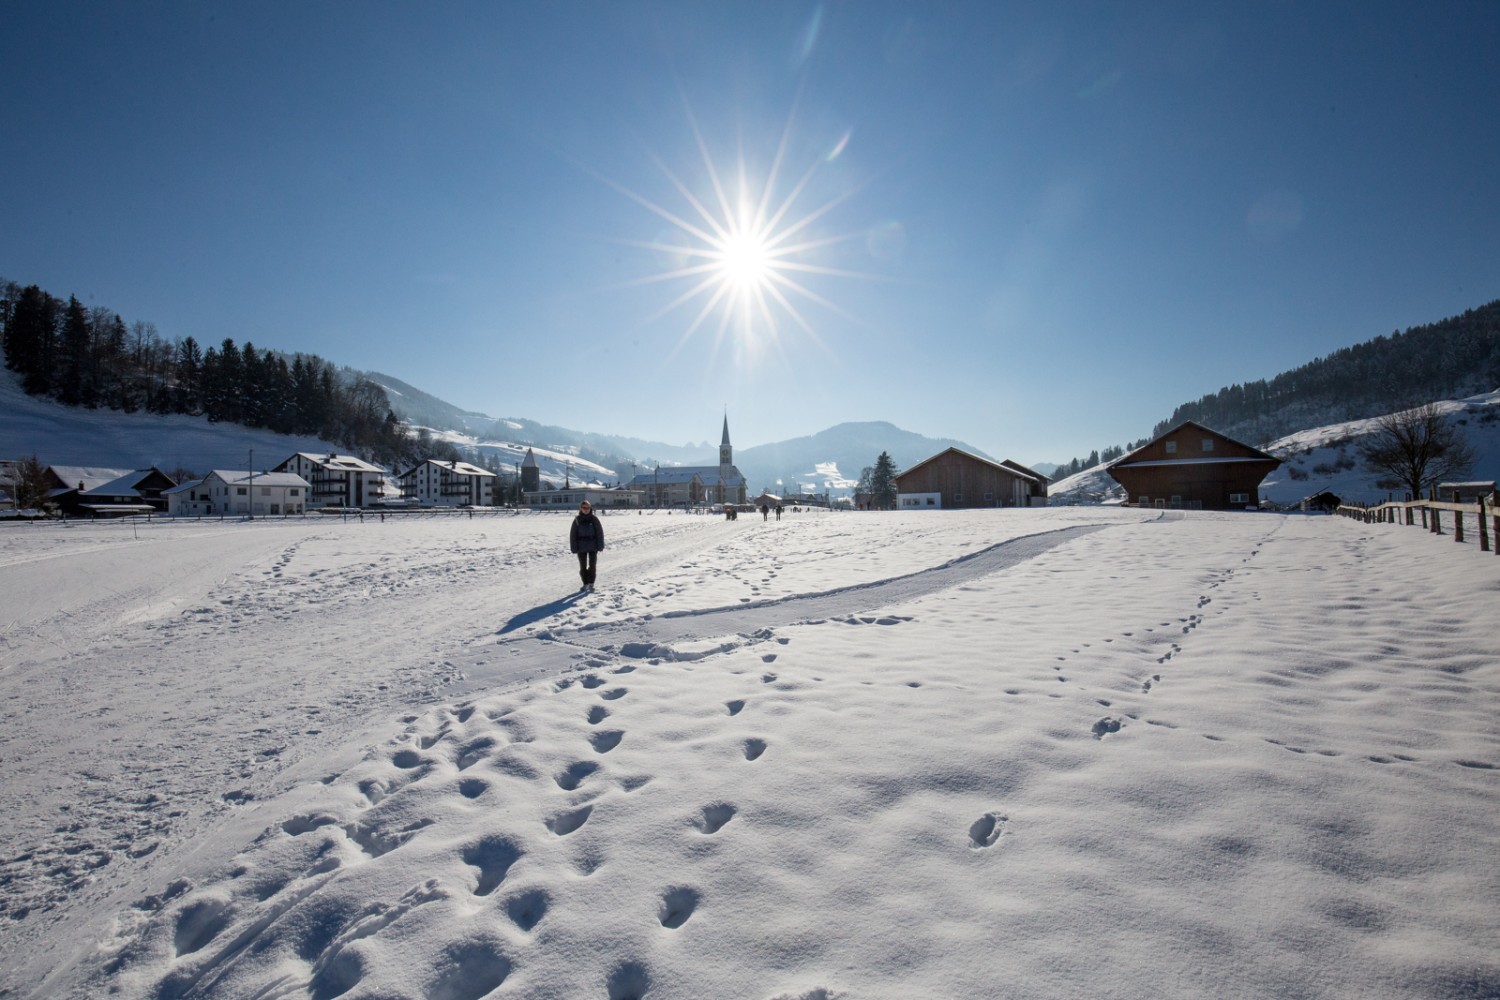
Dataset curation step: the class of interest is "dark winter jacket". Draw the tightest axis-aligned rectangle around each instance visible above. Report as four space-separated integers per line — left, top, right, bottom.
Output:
570 513 605 554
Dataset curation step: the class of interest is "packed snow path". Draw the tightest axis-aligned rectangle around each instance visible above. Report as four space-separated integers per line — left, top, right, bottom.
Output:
481 520 1111 690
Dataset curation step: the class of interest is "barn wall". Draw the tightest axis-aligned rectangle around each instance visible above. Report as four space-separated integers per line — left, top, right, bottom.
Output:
896 452 1032 508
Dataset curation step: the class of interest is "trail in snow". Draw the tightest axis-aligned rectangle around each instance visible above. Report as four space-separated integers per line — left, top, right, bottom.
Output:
468 523 1112 693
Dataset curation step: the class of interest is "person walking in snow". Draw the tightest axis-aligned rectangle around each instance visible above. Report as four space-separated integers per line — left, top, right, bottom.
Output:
569 500 605 591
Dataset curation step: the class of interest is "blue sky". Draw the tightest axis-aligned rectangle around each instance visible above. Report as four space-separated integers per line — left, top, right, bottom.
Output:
4 1 1498 465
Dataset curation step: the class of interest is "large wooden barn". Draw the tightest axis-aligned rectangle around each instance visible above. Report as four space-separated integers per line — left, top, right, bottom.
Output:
1107 421 1280 510
894 448 1048 509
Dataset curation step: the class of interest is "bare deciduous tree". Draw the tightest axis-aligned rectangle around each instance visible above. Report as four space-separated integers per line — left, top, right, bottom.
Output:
5 454 51 512
1358 403 1477 499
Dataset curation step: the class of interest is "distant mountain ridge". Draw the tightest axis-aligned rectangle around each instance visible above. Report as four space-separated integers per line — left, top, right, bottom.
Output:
372 370 992 496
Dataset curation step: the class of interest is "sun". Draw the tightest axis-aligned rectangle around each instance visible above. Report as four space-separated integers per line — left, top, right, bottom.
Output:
596 105 875 365
717 225 774 292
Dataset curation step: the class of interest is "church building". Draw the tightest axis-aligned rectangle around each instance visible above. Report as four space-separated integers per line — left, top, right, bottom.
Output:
627 416 749 507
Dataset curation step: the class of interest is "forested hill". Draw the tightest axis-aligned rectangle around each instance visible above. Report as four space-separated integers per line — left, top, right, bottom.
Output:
1154 299 1500 446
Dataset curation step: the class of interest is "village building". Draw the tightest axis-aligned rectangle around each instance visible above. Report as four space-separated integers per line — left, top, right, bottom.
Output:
396 459 497 507
523 486 644 511
520 448 542 493
1106 421 1281 510
42 465 177 516
624 416 748 507
165 470 312 517
0 459 20 510
273 452 389 509
894 448 1049 509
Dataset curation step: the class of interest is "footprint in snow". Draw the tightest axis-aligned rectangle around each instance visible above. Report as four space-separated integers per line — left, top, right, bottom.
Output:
694 803 737 835
969 813 1007 849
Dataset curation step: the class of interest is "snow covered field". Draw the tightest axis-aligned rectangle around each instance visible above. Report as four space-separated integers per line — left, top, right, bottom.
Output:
1 507 1497 999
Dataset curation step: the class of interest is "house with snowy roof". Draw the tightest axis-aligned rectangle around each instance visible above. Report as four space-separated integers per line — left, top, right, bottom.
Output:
272 452 389 509
623 416 748 507
166 470 312 517
43 465 177 516
395 459 497 507
1106 421 1281 510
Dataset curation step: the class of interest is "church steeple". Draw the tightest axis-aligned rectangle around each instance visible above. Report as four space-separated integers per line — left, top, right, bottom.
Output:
719 414 732 470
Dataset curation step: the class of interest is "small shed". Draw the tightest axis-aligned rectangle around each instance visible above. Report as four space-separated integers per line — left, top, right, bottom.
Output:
1437 481 1496 504
1300 490 1342 513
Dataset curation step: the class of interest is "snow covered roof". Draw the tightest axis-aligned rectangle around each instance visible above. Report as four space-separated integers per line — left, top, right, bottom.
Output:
209 470 313 488
80 469 165 497
162 479 206 495
291 453 385 473
48 466 132 490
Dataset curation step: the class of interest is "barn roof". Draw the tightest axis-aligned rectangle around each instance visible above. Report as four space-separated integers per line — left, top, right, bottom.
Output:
1115 456 1277 469
897 447 1042 483
48 466 133 491
1111 421 1279 467
80 469 168 497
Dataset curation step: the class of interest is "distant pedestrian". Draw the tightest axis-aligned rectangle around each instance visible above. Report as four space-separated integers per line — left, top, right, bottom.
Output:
569 500 605 591
775 505 782 520
761 504 769 521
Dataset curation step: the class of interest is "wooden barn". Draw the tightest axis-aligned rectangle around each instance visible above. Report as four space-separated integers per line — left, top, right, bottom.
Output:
894 448 1048 509
1107 422 1280 510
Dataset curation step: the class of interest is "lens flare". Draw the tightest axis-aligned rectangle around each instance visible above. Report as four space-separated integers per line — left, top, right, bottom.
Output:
595 99 879 368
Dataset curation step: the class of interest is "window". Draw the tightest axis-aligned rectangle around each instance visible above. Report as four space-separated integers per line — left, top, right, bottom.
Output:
290 488 300 496
983 492 994 501
1230 492 1250 504
237 487 247 496
953 493 963 502
1164 441 1177 454
1202 439 1214 452
261 487 271 496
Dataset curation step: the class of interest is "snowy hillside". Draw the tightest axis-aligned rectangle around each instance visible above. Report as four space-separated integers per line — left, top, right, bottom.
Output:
1049 390 1500 507
414 424 619 487
1260 389 1500 505
0 354 344 474
0 358 618 488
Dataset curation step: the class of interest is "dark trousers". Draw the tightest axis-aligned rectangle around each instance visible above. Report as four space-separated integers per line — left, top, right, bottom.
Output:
576 551 597 586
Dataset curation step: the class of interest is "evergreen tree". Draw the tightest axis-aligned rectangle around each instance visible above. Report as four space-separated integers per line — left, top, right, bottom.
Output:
175 336 203 414
870 451 899 510
57 296 90 406
6 285 59 394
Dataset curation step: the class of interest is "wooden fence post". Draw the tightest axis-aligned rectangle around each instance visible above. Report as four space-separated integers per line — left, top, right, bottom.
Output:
1454 505 1464 543
1421 505 1428 530
1479 499 1490 553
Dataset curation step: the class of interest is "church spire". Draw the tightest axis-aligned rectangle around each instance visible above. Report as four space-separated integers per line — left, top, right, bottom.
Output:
719 413 733 470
